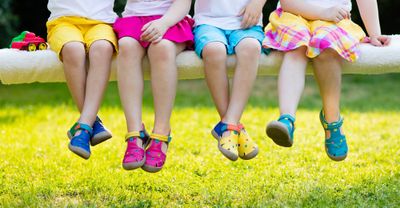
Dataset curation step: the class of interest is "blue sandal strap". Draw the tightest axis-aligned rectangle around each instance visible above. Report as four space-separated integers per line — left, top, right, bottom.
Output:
278 114 295 125
319 110 344 130
213 121 240 137
72 122 93 137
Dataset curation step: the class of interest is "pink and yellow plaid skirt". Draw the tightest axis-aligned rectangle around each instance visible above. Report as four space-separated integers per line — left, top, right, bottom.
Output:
263 6 366 62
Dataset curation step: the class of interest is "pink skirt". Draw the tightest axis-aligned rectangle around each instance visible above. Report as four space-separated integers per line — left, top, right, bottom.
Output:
113 15 194 49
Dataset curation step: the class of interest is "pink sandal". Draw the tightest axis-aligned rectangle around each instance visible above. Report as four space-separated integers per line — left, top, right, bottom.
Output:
122 130 149 170
141 133 171 173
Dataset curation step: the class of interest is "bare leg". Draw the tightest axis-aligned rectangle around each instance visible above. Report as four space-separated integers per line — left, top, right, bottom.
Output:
223 38 261 124
117 38 146 132
278 47 308 117
61 41 87 112
312 49 342 122
147 40 185 135
202 42 229 119
79 40 114 125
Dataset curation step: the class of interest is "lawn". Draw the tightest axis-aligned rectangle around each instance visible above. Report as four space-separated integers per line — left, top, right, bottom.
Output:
0 75 399 207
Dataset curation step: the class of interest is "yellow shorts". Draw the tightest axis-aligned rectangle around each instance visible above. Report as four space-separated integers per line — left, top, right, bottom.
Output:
46 16 118 60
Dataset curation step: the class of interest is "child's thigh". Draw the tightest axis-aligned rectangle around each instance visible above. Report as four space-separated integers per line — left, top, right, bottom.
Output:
47 23 84 59
193 24 228 58
229 26 265 55
85 23 118 53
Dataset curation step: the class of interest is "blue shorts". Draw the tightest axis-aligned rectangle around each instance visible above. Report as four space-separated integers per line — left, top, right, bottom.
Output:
193 24 268 58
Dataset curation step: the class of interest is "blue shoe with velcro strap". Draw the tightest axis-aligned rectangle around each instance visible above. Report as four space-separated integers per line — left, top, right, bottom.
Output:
68 122 93 160
266 114 295 147
320 110 348 161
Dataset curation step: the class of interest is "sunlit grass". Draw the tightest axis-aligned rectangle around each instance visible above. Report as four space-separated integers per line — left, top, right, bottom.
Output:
0 75 399 207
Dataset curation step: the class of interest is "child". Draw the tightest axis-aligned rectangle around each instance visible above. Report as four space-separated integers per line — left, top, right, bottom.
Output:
264 0 390 161
193 0 268 161
47 0 118 159
113 0 193 172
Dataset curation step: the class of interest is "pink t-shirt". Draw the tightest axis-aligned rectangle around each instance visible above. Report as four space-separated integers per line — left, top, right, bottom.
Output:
122 0 173 17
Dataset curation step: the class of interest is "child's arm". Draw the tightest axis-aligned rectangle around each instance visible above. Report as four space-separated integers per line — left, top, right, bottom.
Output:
239 0 267 29
141 0 191 43
356 0 390 46
280 0 350 23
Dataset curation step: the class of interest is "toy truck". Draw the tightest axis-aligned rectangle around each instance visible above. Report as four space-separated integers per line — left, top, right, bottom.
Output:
10 31 48 51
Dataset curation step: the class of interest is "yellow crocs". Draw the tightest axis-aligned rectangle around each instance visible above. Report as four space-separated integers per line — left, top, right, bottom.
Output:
238 124 259 160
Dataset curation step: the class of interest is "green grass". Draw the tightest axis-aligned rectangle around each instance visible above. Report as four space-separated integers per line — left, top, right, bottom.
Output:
0 75 400 207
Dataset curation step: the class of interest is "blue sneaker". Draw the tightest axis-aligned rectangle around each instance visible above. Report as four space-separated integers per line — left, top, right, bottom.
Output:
266 114 295 147
91 116 112 146
320 110 348 161
68 123 93 159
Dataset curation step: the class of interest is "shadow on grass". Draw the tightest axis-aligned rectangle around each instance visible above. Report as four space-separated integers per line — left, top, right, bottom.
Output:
1 74 399 112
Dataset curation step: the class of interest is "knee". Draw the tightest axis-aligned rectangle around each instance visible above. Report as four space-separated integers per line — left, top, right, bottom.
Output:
202 42 227 63
314 49 340 63
89 40 114 57
118 38 144 58
236 38 261 59
61 42 86 63
148 40 176 62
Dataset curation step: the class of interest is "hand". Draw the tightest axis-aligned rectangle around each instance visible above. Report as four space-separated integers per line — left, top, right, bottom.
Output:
322 5 351 23
140 19 169 43
239 0 264 29
368 35 391 47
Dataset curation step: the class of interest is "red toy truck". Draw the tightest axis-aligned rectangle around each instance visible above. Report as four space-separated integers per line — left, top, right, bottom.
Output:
10 31 48 51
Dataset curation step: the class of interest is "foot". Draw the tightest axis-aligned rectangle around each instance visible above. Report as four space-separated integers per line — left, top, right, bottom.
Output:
122 130 150 170
68 123 93 160
237 124 259 160
91 116 112 146
320 110 348 161
211 122 239 161
266 114 295 147
142 133 171 173
67 116 112 146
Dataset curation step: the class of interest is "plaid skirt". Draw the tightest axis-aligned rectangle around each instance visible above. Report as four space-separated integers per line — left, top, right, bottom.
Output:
263 5 366 62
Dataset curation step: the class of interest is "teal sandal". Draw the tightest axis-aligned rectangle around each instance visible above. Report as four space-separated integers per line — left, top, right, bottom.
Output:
266 114 295 147
320 110 348 161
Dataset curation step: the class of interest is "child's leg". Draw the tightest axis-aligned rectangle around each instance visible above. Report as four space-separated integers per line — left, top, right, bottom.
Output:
61 42 87 111
266 47 308 147
312 49 342 122
223 38 260 124
78 40 114 126
117 37 146 132
147 40 186 135
202 42 229 118
313 49 348 161
278 47 308 117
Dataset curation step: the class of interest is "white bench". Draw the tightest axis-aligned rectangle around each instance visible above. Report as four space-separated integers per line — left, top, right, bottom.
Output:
0 35 399 84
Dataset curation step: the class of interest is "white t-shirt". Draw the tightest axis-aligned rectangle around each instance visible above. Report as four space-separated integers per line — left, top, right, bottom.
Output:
194 0 263 30
304 0 352 11
122 0 173 17
48 0 118 23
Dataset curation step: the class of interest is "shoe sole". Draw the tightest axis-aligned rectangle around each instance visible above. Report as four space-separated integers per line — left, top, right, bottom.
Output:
239 147 259 160
67 130 112 146
68 144 90 160
266 121 293 147
212 129 238 161
123 157 146 170
326 147 347 161
141 164 162 173
91 131 112 146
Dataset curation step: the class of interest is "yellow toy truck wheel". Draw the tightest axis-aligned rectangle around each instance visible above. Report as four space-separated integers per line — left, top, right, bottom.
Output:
38 43 48 50
28 43 36 51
